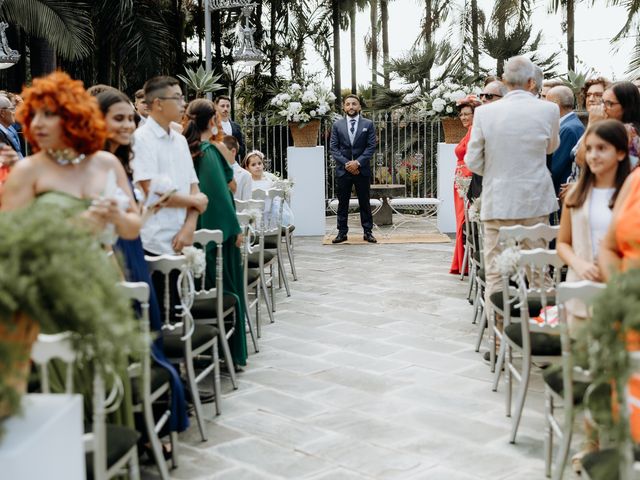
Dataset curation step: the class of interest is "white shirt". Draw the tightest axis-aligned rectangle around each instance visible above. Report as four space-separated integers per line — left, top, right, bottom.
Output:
347 115 359 144
589 187 615 260
131 116 199 255
221 120 233 136
231 163 252 201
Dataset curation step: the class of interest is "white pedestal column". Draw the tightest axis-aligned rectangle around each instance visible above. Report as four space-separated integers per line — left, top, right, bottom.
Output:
437 142 457 234
0 394 85 480
287 146 326 236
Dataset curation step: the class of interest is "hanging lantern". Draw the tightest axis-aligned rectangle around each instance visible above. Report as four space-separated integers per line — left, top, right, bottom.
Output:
231 5 264 70
0 22 20 70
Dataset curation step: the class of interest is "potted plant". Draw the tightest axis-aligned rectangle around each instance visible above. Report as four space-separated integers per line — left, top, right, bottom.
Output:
270 81 336 147
0 204 143 424
418 80 480 143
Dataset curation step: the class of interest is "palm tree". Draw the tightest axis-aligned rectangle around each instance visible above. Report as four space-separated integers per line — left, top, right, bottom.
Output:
380 0 390 88
370 0 379 98
332 0 342 108
549 0 576 72
418 0 451 86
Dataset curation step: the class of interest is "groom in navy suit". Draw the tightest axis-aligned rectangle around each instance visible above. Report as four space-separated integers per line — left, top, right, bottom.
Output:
330 94 377 243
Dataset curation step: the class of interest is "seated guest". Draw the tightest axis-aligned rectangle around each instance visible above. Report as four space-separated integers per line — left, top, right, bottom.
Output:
243 150 278 191
223 135 252 200
546 86 585 196
0 94 23 160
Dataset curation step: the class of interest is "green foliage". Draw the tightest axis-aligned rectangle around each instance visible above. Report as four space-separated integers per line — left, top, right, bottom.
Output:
177 65 224 99
0 204 143 418
575 269 640 464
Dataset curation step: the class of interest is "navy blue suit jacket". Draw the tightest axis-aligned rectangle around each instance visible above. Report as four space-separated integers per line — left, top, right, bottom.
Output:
330 116 377 177
550 112 584 194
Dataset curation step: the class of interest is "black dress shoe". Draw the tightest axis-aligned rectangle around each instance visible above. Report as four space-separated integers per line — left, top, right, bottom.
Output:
363 233 377 243
332 233 348 244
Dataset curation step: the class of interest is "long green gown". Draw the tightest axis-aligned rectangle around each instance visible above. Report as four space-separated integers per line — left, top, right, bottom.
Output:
195 142 248 367
33 191 135 429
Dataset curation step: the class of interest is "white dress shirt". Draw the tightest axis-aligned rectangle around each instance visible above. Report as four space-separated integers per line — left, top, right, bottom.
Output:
347 115 359 144
221 120 233 136
231 163 252 201
131 116 199 255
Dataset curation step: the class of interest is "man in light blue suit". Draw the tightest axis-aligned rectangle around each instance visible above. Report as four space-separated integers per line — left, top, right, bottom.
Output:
330 94 378 243
546 86 585 196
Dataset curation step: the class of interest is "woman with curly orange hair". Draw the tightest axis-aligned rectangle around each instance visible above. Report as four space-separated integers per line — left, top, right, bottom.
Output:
0 71 140 240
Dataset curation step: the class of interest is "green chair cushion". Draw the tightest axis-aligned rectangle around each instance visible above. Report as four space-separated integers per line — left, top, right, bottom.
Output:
489 292 556 318
582 447 640 480
247 268 260 286
248 250 275 268
264 234 279 249
504 323 561 356
85 424 140 479
163 325 219 357
131 364 171 404
542 364 589 405
191 294 236 319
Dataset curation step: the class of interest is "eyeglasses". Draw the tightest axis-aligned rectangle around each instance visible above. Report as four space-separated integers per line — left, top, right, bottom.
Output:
479 93 502 101
603 100 620 108
157 95 185 103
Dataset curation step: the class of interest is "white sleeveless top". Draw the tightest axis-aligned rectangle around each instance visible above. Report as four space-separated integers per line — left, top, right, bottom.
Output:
588 187 615 260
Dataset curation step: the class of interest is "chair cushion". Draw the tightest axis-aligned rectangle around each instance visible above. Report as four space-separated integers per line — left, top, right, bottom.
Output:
282 225 295 234
264 234 279 249
192 294 236 319
542 365 589 405
85 424 140 479
504 323 561 356
489 292 556 318
248 250 275 268
163 325 219 357
581 447 640 480
131 364 171 404
247 268 260 286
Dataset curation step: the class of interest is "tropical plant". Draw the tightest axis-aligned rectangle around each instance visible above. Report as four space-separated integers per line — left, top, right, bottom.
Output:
177 65 224 98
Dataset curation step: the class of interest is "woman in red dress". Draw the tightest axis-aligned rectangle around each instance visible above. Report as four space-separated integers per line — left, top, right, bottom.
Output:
450 95 481 275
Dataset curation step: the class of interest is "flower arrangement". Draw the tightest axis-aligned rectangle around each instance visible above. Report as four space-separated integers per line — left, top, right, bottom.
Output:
182 246 206 279
454 173 472 199
270 81 336 124
495 239 521 276
418 81 480 118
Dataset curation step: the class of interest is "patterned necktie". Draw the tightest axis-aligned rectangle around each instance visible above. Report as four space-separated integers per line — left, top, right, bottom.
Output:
350 119 356 135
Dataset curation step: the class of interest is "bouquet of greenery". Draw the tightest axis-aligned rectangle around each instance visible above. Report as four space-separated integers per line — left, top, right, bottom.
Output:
270 80 336 124
418 80 480 118
0 204 143 422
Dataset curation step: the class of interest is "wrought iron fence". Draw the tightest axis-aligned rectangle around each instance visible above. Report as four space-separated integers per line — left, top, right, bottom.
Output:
238 112 445 202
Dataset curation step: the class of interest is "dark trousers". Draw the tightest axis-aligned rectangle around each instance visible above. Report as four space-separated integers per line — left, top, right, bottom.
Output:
336 173 373 234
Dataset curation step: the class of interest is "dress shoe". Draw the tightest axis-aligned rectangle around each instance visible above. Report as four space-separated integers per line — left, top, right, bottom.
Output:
332 233 348 244
363 233 377 243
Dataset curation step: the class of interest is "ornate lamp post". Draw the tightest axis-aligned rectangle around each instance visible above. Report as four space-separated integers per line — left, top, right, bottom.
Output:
0 22 20 70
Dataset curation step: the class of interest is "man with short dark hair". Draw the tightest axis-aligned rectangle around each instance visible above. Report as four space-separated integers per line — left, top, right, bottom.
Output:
134 88 149 125
214 95 245 162
330 94 377 243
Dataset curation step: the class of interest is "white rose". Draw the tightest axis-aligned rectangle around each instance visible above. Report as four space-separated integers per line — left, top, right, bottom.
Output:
287 102 302 114
310 110 316 117
450 90 466 101
446 106 453 114
290 83 301 91
302 90 318 103
432 98 446 113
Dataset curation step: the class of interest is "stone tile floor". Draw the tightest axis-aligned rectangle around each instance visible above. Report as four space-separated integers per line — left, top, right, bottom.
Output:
142 218 577 479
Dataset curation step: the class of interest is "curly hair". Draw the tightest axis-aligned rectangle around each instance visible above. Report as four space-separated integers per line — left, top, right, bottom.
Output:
17 71 107 155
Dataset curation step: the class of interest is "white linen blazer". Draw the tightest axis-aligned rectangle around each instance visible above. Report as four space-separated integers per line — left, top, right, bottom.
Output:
464 89 560 221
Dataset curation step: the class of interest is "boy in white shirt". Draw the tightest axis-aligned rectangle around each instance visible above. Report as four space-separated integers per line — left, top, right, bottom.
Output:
222 135 252 201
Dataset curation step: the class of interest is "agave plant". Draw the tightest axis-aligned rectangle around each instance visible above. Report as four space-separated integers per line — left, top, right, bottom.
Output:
177 65 224 99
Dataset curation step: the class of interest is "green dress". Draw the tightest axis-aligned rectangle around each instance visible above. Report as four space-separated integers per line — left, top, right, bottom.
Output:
33 191 135 429
195 142 248 367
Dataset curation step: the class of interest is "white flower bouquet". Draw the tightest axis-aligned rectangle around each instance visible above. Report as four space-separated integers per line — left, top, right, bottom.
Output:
418 80 480 118
270 81 336 124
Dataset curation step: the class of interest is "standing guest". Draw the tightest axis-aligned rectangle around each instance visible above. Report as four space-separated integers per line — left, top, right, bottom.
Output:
576 81 640 170
531 64 544 97
330 94 377 244
450 95 481 275
96 89 189 437
134 88 150 126
546 86 585 196
87 84 116 97
582 77 611 111
214 95 245 162
540 79 564 100
0 95 23 160
223 135 252 200
466 80 508 202
183 98 248 368
465 56 560 361
131 76 208 318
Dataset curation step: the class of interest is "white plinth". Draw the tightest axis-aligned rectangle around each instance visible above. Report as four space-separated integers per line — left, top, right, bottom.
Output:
287 146 326 236
437 142 457 234
0 394 85 480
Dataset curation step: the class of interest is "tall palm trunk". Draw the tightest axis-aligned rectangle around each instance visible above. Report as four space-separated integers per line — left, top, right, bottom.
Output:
270 2 277 79
381 0 389 88
496 14 506 76
424 0 432 87
470 0 480 77
332 0 342 108
370 0 378 99
30 37 56 78
566 0 575 72
350 3 357 94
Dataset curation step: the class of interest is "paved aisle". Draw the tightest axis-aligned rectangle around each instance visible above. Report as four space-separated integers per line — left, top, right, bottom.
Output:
145 238 552 480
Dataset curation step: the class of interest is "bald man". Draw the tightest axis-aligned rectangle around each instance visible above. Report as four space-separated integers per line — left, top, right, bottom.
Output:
546 85 584 196
0 95 22 160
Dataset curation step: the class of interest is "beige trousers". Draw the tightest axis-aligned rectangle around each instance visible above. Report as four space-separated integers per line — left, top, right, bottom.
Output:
482 215 549 318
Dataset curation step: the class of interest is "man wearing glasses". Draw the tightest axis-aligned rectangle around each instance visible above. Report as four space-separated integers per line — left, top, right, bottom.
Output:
0 95 23 160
